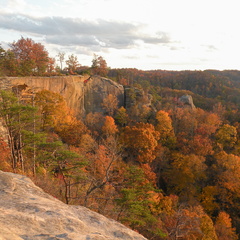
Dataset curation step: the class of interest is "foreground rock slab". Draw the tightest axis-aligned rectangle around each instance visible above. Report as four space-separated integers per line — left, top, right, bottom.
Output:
0 171 147 240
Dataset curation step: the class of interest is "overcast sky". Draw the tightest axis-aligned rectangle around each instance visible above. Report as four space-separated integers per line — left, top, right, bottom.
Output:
1 0 240 70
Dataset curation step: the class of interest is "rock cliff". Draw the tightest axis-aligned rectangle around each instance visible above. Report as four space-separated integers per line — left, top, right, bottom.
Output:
178 95 196 109
0 75 124 117
0 170 147 240
84 75 124 114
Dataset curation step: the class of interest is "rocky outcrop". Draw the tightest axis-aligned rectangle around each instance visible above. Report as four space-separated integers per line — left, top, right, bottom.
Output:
84 75 124 114
0 75 124 117
0 170 147 240
124 86 153 110
178 95 196 109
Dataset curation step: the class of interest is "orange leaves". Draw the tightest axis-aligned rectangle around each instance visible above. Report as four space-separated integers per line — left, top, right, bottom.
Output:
165 153 207 197
0 138 11 171
57 119 88 147
187 134 213 156
91 54 108 76
119 78 128 86
164 205 217 240
10 37 49 75
85 112 104 136
35 90 71 130
204 112 222 132
34 90 89 147
101 94 119 116
102 116 118 136
156 110 173 129
140 163 157 184
155 110 176 147
174 108 221 155
195 111 221 137
214 152 240 197
121 122 160 163
171 107 197 136
199 186 219 215
90 145 111 178
215 212 238 240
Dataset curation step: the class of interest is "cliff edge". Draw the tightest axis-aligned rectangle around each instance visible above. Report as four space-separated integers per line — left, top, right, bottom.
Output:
0 75 124 117
0 170 147 240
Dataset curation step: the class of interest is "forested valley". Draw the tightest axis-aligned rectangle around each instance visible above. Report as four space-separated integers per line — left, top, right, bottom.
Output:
0 37 240 239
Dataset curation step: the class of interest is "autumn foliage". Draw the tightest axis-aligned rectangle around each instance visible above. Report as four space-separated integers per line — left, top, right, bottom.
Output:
1 37 240 239
121 122 160 164
10 37 49 75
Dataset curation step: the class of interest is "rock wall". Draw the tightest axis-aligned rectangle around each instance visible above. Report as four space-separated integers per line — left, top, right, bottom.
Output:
0 170 147 240
1 75 86 117
0 75 124 118
84 75 124 114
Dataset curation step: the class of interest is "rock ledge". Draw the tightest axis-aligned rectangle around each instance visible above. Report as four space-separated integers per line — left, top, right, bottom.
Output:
0 171 147 240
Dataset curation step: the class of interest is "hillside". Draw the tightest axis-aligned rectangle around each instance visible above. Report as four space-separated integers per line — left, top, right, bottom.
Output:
0 71 239 239
108 68 240 117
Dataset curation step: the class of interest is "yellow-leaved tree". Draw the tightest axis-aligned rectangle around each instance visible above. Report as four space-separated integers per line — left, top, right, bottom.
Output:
102 116 118 137
215 211 238 240
215 124 237 151
155 110 176 148
34 90 71 131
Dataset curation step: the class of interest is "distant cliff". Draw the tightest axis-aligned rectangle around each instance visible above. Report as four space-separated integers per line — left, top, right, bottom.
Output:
0 75 124 117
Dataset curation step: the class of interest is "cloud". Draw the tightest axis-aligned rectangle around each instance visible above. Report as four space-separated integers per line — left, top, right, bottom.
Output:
46 35 100 46
3 0 28 12
203 44 218 51
0 12 171 50
142 32 171 44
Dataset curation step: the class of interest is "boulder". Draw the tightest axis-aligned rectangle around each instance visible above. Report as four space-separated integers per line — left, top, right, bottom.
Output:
0 170 147 240
178 95 196 109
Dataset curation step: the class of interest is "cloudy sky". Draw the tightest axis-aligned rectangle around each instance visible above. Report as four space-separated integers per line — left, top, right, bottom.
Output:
0 0 240 70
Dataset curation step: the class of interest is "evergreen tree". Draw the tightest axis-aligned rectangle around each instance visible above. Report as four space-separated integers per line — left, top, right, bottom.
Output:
0 90 37 171
116 165 166 239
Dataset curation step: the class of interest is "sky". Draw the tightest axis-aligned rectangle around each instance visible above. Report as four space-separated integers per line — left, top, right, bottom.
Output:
0 0 240 71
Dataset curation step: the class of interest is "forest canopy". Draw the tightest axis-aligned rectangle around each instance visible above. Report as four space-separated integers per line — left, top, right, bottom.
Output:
0 37 240 240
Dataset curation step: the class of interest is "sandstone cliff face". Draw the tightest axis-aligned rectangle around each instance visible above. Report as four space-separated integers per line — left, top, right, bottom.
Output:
0 170 147 240
1 75 86 117
0 75 124 117
84 76 124 114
